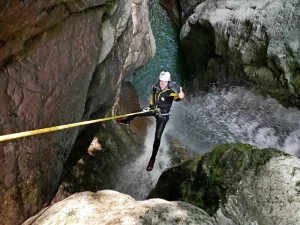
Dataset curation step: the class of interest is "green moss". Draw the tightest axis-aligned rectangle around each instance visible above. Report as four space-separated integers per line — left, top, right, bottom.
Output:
286 46 300 97
186 155 203 171
64 209 79 225
255 87 296 108
180 178 204 207
243 56 300 108
289 62 300 96
102 0 118 21
179 143 286 216
66 209 76 217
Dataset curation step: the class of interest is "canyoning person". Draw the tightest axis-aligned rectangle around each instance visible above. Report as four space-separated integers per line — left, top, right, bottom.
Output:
117 71 185 171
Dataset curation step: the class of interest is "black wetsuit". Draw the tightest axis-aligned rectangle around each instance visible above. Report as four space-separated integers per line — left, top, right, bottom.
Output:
123 81 181 160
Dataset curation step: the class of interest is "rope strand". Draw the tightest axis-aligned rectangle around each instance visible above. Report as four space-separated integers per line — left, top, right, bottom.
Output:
0 110 154 142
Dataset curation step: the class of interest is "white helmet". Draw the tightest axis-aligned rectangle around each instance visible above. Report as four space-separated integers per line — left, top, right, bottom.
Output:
159 71 171 81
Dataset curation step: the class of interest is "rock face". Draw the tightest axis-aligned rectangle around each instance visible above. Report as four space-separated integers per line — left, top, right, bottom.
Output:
179 0 206 22
159 0 182 26
23 190 216 225
148 143 300 225
55 81 150 198
159 0 205 25
0 0 155 224
179 0 300 107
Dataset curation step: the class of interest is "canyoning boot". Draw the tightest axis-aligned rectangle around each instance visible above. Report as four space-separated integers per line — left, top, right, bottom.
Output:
117 118 130 126
146 159 155 171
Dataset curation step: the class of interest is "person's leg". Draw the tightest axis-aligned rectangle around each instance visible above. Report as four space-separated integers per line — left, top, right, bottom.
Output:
118 110 153 124
146 115 169 171
151 116 169 159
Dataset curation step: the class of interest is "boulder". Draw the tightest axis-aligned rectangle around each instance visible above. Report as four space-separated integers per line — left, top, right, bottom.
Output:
23 190 216 225
180 0 300 107
148 143 300 225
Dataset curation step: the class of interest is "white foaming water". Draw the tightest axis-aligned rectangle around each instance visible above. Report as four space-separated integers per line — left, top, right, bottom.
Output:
114 118 172 200
167 87 300 157
283 129 300 155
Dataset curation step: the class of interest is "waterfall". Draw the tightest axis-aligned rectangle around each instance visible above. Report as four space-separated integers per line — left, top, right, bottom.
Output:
167 87 300 157
116 0 300 200
114 118 171 200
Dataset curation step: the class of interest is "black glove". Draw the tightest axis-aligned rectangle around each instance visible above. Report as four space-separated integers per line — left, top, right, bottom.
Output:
149 105 155 110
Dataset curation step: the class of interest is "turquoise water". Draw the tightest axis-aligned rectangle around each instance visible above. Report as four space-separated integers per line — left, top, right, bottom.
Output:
132 0 189 105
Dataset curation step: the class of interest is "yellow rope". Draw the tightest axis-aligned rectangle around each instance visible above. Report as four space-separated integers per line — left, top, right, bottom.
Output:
0 110 154 143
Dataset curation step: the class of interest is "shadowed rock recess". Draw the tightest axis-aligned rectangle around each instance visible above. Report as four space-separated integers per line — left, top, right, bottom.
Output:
0 0 155 224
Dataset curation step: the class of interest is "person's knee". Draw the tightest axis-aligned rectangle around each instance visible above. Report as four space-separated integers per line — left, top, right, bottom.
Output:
154 135 161 142
155 129 165 139
156 136 162 142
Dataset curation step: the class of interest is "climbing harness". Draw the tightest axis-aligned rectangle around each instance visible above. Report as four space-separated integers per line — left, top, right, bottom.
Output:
152 107 173 117
143 107 172 117
158 112 173 117
0 110 155 143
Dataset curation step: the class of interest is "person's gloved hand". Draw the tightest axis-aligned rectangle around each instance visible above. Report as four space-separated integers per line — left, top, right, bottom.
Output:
142 107 151 112
149 105 155 109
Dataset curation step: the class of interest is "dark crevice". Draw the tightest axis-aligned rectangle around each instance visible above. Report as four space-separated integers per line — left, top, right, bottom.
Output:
51 104 111 201
65 108 109 170
83 64 101 117
0 55 16 68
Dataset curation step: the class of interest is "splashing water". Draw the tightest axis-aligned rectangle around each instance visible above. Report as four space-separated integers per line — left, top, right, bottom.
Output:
114 87 300 199
119 0 300 200
167 87 300 156
115 0 185 199
114 118 171 200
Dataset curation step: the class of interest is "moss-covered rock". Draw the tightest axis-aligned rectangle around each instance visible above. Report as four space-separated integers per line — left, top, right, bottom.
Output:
147 155 203 200
149 142 300 224
148 143 287 216
167 134 196 165
181 143 286 215
102 0 118 20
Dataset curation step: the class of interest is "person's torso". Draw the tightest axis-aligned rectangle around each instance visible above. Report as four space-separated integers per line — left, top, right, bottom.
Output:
153 84 175 112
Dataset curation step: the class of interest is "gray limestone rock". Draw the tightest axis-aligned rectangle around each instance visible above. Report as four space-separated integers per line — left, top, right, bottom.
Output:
180 0 300 107
148 143 300 225
23 190 216 225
